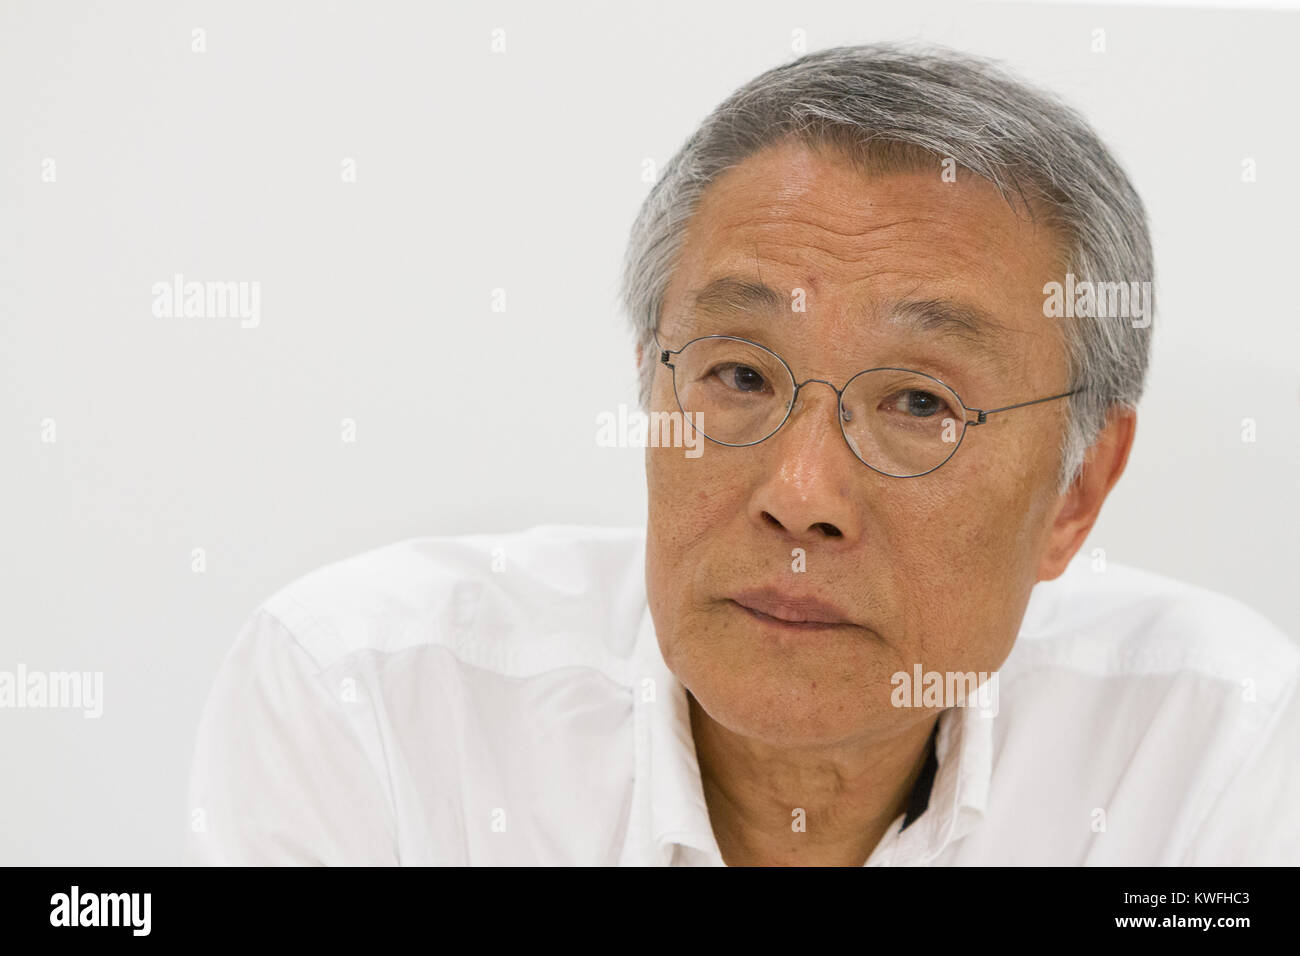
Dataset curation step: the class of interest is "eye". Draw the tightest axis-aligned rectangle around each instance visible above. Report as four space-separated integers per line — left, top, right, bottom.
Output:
887 389 950 418
709 363 769 393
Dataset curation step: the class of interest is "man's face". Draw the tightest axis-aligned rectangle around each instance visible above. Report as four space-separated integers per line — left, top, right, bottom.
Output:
644 139 1074 749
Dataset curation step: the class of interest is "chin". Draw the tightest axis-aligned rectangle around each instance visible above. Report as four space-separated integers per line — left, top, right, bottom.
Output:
673 646 891 749
690 675 884 749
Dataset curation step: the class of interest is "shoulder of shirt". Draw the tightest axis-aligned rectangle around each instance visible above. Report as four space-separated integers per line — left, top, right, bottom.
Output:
1005 553 1299 701
246 524 648 683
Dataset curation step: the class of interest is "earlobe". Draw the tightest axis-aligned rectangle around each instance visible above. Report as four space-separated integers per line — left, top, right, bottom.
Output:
1036 408 1137 582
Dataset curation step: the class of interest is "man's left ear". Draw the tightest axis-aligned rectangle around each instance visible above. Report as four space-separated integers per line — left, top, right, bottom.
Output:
1036 408 1137 582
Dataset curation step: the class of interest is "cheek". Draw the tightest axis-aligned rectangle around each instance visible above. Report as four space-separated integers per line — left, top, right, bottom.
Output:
647 451 741 596
646 441 751 550
645 444 757 664
880 470 1050 674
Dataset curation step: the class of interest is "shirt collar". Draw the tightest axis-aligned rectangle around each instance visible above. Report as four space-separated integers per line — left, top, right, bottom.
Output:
876 688 994 864
632 604 723 863
632 603 995 866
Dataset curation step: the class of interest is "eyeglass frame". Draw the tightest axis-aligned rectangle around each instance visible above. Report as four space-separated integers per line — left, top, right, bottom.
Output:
653 331 1083 478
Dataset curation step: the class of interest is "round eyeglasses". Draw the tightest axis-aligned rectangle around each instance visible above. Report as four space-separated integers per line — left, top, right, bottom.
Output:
655 332 1081 478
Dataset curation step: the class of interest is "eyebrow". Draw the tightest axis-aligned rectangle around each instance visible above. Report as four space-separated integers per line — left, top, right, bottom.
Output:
888 297 1013 357
688 276 786 318
683 275 1013 369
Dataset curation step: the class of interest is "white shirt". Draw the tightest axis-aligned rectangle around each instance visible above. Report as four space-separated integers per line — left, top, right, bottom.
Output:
185 524 1300 865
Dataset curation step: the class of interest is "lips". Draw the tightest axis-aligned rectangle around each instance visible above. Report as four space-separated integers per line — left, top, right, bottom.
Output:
728 587 858 629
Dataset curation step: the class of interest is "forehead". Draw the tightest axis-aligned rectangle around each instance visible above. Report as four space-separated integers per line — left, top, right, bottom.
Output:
661 140 1068 374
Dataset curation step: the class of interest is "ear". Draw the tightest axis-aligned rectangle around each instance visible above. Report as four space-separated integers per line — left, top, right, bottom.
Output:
1036 408 1136 582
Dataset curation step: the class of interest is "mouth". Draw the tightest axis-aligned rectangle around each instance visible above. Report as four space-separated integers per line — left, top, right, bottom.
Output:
727 589 859 633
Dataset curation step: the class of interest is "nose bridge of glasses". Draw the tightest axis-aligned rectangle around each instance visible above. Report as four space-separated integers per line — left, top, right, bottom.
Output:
790 378 847 420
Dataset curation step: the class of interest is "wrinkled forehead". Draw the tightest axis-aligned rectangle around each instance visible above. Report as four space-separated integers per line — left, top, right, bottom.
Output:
660 142 1071 377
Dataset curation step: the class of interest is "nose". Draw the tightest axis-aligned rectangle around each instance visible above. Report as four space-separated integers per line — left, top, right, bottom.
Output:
748 380 862 544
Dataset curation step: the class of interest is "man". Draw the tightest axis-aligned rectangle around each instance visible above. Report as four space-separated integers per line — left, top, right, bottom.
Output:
187 43 1298 865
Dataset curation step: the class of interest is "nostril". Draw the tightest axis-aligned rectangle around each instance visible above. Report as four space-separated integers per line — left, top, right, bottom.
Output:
813 522 842 538
761 511 783 529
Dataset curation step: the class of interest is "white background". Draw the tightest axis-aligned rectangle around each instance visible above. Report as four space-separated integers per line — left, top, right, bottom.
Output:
1 0 1297 864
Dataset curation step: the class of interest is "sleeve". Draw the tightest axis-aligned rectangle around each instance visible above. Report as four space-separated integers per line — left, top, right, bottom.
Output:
184 607 399 865
1181 677 1300 866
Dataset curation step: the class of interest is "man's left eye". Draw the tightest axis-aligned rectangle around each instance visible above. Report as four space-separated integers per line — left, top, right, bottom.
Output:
892 390 946 417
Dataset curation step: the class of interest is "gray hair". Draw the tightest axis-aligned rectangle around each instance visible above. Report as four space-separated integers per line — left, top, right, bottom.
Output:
619 42 1153 491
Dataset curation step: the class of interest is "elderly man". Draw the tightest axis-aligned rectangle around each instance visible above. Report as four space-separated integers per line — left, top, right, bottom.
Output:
187 43 1298 866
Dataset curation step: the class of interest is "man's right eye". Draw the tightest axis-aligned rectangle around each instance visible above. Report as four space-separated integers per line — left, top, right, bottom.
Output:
709 363 768 392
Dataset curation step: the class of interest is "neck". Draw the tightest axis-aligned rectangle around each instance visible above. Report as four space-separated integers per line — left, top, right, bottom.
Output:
688 692 939 866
